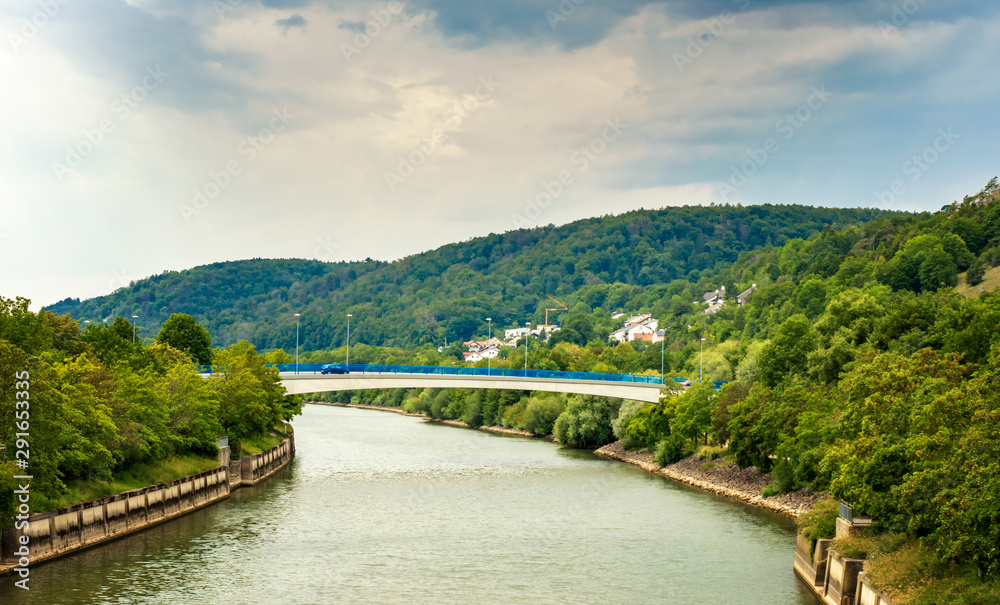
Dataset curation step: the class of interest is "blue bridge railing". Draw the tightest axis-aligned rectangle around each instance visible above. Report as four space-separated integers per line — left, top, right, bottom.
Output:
197 363 724 389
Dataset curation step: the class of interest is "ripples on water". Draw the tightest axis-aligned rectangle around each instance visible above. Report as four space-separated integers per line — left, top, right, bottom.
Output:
1 405 820 604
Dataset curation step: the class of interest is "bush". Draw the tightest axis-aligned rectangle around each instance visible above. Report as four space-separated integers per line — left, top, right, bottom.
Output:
523 396 564 436
654 434 693 466
967 258 987 286
612 399 646 440
553 395 622 448
797 497 838 552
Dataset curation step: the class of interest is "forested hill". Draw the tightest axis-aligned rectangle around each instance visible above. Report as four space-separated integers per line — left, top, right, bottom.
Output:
48 205 896 349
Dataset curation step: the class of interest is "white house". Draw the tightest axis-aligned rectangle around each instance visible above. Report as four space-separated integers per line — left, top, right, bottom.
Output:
505 327 530 341
703 286 725 305
463 351 483 362
610 315 661 343
737 284 758 306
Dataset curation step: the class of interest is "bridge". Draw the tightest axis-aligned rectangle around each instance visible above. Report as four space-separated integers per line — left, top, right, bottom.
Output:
251 364 720 404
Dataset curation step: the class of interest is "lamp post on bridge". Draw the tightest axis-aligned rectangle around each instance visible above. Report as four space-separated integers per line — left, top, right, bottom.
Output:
294 313 300 375
525 321 530 376
132 315 139 344
658 329 665 384
486 317 491 377
346 313 352 367
700 337 706 383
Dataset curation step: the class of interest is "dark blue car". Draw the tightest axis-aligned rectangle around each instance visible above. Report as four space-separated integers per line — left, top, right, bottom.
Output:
320 364 349 374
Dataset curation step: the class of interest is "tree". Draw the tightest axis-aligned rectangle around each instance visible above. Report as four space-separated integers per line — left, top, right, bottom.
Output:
553 395 621 448
967 258 987 286
672 382 715 445
918 248 958 291
758 314 816 386
156 313 212 365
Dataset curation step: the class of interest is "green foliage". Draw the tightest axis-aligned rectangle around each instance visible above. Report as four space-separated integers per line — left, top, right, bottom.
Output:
797 497 839 546
47 206 893 351
612 399 646 440
758 315 816 386
0 297 300 512
671 382 715 445
522 396 564 435
620 403 671 451
966 258 987 286
156 313 212 364
654 434 693 466
553 395 622 448
711 381 748 444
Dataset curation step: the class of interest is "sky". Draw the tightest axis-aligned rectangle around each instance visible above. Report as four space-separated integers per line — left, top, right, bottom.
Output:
1 0 999 309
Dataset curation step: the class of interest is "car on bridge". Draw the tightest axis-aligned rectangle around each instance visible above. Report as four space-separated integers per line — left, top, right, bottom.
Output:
320 364 350 374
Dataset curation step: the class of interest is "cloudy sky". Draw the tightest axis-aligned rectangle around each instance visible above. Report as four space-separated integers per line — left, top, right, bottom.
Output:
2 0 999 309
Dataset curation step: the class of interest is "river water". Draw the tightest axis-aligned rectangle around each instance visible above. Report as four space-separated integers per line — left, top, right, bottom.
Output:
2 404 820 604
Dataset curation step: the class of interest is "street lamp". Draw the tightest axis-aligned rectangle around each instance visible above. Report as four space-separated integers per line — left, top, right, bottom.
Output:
132 315 139 344
525 321 530 376
486 318 491 376
346 314 352 367
294 313 301 375
658 329 665 383
700 337 706 382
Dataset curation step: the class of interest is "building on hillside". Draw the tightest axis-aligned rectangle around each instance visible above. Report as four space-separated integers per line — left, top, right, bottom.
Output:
464 339 486 352
737 284 758 306
463 351 484 362
703 286 725 305
505 327 530 341
610 315 661 343
611 312 626 320
705 301 725 315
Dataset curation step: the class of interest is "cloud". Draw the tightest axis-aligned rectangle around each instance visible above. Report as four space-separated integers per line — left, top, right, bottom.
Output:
276 14 307 32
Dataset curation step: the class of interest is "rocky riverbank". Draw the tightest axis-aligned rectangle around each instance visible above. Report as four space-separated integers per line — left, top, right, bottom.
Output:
307 401 425 417
594 441 823 518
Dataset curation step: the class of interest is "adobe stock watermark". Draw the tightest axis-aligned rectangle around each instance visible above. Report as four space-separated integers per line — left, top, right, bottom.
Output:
11 369 32 590
340 1 404 63
7 0 72 55
213 0 243 20
179 108 295 223
873 127 959 210
52 66 169 182
673 0 750 73
545 0 586 30
312 235 341 262
878 0 929 39
384 75 500 192
715 85 832 203
511 116 627 229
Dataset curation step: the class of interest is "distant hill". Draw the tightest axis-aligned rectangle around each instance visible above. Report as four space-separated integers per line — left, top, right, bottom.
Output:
47 204 899 351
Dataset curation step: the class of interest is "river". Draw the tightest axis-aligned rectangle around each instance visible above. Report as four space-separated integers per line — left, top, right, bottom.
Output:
1 404 820 604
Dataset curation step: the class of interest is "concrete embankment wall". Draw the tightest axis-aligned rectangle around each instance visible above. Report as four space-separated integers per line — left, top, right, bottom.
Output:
0 434 294 575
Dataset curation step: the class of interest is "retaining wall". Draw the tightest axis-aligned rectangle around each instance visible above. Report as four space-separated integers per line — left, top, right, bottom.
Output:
857 572 893 605
1 434 295 576
794 540 867 605
0 467 229 568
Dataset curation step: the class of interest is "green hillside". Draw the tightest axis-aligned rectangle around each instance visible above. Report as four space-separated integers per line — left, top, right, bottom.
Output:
47 204 894 351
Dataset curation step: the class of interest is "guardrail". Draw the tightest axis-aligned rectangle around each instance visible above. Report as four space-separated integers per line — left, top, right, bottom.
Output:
196 363 726 389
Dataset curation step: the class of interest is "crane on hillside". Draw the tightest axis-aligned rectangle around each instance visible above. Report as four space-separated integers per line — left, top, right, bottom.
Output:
543 296 568 332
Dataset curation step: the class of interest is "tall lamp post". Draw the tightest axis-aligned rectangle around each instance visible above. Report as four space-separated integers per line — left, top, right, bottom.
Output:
346 313 352 367
658 329 665 383
486 317 491 376
700 337 706 382
132 315 139 344
294 313 301 375
525 321 530 376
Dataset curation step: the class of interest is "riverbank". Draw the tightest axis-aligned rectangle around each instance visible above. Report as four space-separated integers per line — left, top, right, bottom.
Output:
0 435 295 578
594 441 822 518
308 402 821 517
